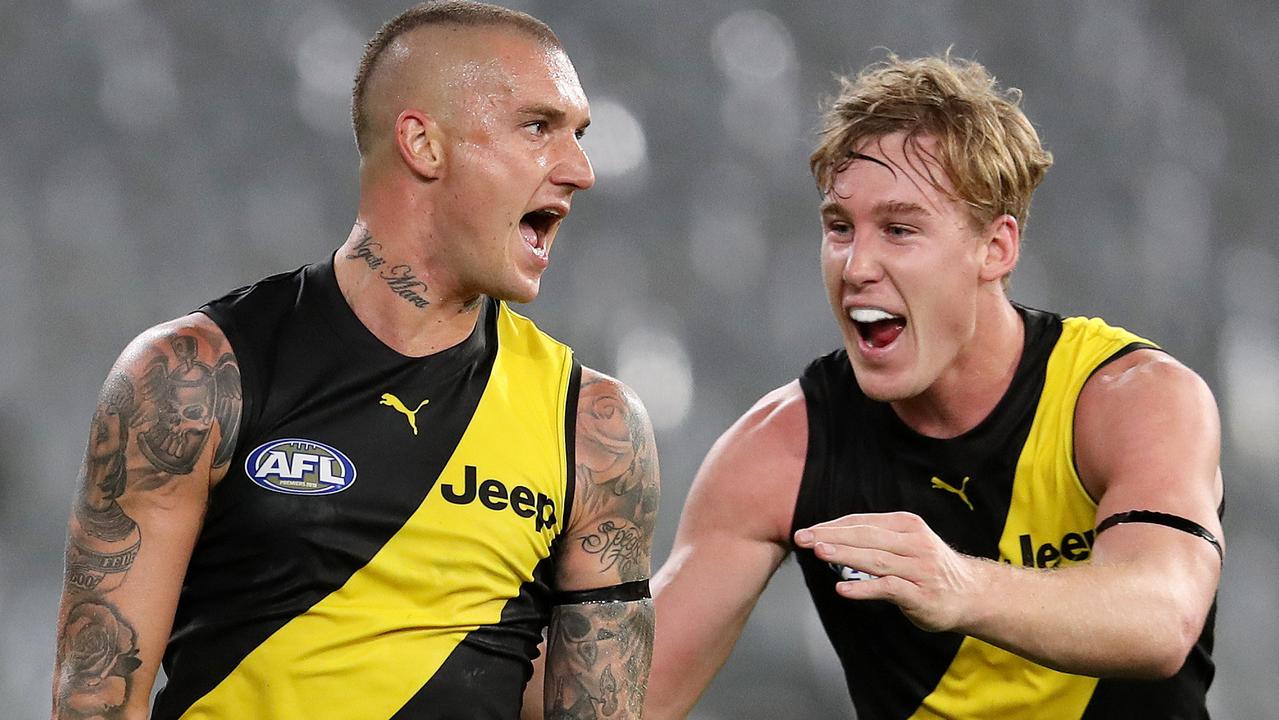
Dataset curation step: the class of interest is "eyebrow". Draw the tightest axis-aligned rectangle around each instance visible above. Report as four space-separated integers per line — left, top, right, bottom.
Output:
819 199 931 219
819 199 850 219
875 200 931 218
516 103 591 131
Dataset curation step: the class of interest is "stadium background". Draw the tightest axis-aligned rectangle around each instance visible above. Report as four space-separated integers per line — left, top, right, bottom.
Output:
2 1 1276 717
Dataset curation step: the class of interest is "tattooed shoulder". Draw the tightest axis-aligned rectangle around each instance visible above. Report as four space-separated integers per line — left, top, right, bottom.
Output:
113 315 242 479
572 369 660 583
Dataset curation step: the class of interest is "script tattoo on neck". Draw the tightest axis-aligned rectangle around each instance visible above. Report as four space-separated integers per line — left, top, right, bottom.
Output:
347 230 430 310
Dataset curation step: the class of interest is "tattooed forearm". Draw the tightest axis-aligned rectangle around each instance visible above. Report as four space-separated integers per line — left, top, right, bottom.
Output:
56 599 143 719
545 599 655 720
347 229 431 309
578 521 644 581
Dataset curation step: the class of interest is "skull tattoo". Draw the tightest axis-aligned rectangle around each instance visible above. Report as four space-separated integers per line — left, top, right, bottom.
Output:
137 336 239 475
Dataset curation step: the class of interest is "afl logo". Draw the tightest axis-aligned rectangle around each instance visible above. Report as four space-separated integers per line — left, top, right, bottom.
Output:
245 438 356 496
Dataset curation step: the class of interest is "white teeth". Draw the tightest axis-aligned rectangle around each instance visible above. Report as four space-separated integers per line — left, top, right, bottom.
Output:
849 307 900 323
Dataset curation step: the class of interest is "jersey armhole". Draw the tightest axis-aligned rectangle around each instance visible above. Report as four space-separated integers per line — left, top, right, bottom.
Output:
791 374 826 539
558 357 582 543
195 306 258 480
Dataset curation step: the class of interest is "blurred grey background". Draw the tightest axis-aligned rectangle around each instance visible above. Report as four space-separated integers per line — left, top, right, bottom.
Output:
3 0 1276 717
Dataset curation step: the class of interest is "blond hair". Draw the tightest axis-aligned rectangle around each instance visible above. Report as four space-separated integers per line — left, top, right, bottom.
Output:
810 53 1053 230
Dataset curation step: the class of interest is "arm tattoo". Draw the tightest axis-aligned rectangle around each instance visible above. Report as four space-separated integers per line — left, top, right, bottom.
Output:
56 327 237 713
136 337 239 475
68 371 141 593
549 372 660 717
578 521 644 581
56 599 143 719
545 599 655 720
574 377 659 581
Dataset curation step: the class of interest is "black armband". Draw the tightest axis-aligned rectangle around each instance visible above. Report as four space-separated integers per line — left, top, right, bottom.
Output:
1096 510 1223 562
554 579 651 605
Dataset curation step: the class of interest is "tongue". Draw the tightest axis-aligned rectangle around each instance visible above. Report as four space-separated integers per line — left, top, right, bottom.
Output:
519 220 538 247
866 319 906 348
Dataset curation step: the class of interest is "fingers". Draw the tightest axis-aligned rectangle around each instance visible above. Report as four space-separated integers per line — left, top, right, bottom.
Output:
803 511 925 533
835 573 913 602
794 514 921 557
812 540 905 581
793 511 933 590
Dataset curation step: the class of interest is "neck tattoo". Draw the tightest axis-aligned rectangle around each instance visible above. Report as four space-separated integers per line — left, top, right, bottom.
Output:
347 230 431 310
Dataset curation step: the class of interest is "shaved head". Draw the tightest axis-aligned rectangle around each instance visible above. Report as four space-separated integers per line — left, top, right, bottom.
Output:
351 1 563 157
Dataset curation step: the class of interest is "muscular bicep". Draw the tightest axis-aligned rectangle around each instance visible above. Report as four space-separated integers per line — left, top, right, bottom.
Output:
1076 351 1222 623
53 314 240 719
1078 351 1223 558
557 369 659 590
646 382 804 719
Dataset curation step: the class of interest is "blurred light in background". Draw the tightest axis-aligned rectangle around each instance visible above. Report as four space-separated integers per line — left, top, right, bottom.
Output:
83 5 179 133
581 97 649 191
615 326 694 431
99 55 180 134
712 10 802 162
712 10 796 87
291 8 364 138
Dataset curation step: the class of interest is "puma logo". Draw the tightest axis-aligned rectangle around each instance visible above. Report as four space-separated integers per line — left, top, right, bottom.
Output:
380 393 430 435
930 476 973 511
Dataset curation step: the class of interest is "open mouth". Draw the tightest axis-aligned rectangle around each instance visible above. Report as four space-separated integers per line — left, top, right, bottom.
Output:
519 209 562 257
849 307 906 349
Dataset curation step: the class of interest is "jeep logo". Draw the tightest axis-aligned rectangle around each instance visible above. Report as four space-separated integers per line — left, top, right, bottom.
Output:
1014 529 1096 568
439 465 557 532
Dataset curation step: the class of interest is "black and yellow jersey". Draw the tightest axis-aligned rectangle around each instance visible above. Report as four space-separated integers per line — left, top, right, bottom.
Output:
152 257 580 719
792 305 1214 720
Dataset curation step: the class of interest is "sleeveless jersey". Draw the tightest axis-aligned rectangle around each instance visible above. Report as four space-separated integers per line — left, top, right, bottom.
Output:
792 305 1215 720
151 257 580 719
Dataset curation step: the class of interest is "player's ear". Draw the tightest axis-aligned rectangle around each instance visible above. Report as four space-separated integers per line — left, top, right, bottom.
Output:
394 109 445 180
978 214 1019 283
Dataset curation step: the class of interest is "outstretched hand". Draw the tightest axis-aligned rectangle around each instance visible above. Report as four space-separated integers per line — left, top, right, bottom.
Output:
794 511 986 633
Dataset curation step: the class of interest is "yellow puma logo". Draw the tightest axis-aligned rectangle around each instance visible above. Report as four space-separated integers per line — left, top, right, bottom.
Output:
930 476 973 511
379 393 430 436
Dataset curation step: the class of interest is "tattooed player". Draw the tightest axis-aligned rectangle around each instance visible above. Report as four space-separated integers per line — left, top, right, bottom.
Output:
51 3 657 719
